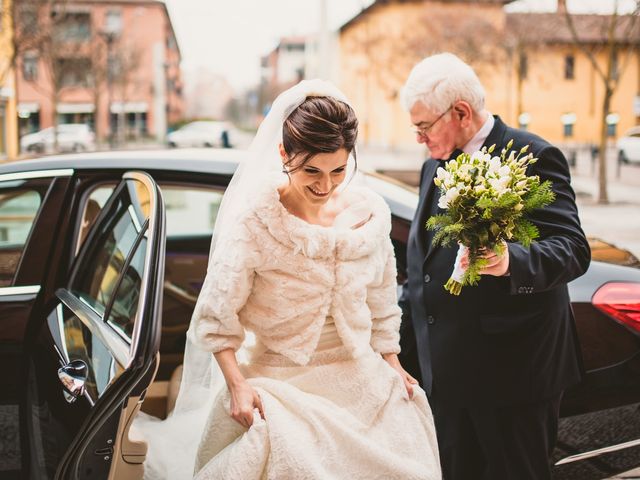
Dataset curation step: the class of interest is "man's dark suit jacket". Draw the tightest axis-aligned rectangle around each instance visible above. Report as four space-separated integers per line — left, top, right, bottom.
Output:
399 116 591 407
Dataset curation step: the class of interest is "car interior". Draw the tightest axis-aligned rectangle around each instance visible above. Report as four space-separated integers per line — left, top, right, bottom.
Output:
0 189 43 287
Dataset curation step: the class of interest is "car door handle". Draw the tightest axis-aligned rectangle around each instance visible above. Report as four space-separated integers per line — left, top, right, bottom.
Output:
58 359 88 404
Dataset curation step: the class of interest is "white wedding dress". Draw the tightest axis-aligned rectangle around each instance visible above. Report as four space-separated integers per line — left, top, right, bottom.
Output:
136 80 441 480
194 318 441 480
187 179 441 480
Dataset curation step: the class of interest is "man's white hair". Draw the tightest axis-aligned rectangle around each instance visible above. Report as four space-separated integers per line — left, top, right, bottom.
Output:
400 53 486 114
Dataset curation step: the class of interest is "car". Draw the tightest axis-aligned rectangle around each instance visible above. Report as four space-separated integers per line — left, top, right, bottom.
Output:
617 126 640 164
167 121 235 148
19 124 97 154
0 149 639 480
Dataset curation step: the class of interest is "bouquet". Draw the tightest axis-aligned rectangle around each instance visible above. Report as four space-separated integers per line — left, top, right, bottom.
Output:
427 140 555 295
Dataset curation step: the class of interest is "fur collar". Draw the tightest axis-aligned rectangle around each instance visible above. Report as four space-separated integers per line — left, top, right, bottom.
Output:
251 175 391 260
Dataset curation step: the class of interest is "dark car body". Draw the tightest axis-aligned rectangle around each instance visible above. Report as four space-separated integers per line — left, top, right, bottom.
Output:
1 149 639 480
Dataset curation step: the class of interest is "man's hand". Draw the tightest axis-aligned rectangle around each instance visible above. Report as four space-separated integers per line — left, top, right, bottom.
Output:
460 241 510 277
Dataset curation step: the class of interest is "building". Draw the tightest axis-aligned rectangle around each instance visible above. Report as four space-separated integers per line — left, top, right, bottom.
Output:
259 36 307 113
183 68 234 121
16 0 184 144
0 0 18 160
338 0 640 149
505 10 639 145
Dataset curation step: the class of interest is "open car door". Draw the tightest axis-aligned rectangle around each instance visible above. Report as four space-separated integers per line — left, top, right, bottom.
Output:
23 172 165 480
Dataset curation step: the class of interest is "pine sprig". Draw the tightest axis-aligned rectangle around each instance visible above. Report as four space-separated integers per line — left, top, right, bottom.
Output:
427 142 554 295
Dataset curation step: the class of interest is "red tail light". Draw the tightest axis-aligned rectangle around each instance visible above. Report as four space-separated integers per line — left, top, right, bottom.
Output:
592 282 640 333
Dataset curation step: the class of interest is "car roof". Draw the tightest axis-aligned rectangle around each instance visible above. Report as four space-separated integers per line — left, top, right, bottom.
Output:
624 126 640 136
1 148 420 220
182 121 225 128
0 148 244 176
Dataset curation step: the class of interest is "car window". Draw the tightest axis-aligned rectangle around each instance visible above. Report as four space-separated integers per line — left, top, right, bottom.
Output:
60 311 116 399
70 181 148 321
164 186 223 235
77 184 116 251
0 187 43 287
78 182 224 256
106 237 146 339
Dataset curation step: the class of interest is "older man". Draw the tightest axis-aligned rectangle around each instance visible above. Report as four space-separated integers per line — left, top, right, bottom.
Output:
398 53 590 480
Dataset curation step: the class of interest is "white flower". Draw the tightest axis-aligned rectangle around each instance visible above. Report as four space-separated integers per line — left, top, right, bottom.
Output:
438 186 460 209
488 156 502 173
498 165 511 178
489 177 510 195
459 163 473 175
471 151 485 163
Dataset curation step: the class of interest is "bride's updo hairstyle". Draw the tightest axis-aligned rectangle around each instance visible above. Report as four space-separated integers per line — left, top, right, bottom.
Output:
282 96 358 174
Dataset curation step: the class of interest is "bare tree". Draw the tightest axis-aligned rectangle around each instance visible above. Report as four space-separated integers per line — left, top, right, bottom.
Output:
2 1 69 151
562 1 640 204
44 12 93 150
11 0 94 150
342 0 505 145
0 0 59 85
110 39 143 143
502 16 560 127
88 35 109 143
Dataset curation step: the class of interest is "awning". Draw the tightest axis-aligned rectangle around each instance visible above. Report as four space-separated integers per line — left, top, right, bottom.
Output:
18 102 40 114
110 102 148 114
0 87 14 99
57 102 95 114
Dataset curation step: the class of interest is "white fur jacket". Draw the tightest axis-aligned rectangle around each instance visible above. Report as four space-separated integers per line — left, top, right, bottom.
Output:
191 177 402 365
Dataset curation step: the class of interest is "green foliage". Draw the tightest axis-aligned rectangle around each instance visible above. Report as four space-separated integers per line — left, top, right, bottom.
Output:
428 140 555 295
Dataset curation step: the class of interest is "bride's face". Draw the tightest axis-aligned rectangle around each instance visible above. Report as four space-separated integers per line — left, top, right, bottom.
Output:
283 147 349 205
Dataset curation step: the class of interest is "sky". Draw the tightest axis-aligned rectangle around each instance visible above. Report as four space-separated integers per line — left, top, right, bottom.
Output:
163 0 638 93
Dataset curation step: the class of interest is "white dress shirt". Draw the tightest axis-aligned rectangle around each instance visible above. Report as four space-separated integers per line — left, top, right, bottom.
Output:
462 113 494 155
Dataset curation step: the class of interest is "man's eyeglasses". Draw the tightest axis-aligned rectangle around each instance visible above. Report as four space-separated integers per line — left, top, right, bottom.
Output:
412 105 452 137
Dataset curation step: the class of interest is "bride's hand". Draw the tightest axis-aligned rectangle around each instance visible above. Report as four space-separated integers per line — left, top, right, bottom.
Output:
383 353 419 399
228 380 265 428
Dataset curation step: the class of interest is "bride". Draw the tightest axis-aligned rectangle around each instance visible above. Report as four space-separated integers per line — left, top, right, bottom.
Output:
138 80 441 479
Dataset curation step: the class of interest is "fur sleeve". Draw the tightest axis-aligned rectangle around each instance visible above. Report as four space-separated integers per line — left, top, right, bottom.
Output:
190 220 261 353
367 236 402 355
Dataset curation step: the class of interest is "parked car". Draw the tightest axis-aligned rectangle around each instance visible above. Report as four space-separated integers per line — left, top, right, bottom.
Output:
167 121 234 148
19 124 96 154
617 126 640 164
1 149 639 479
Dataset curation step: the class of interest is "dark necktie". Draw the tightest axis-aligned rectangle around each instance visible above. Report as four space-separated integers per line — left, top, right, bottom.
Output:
444 148 464 163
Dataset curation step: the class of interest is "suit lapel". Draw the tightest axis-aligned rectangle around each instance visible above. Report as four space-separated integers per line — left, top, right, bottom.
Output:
413 159 439 259
422 161 441 262
422 149 463 264
481 115 508 152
